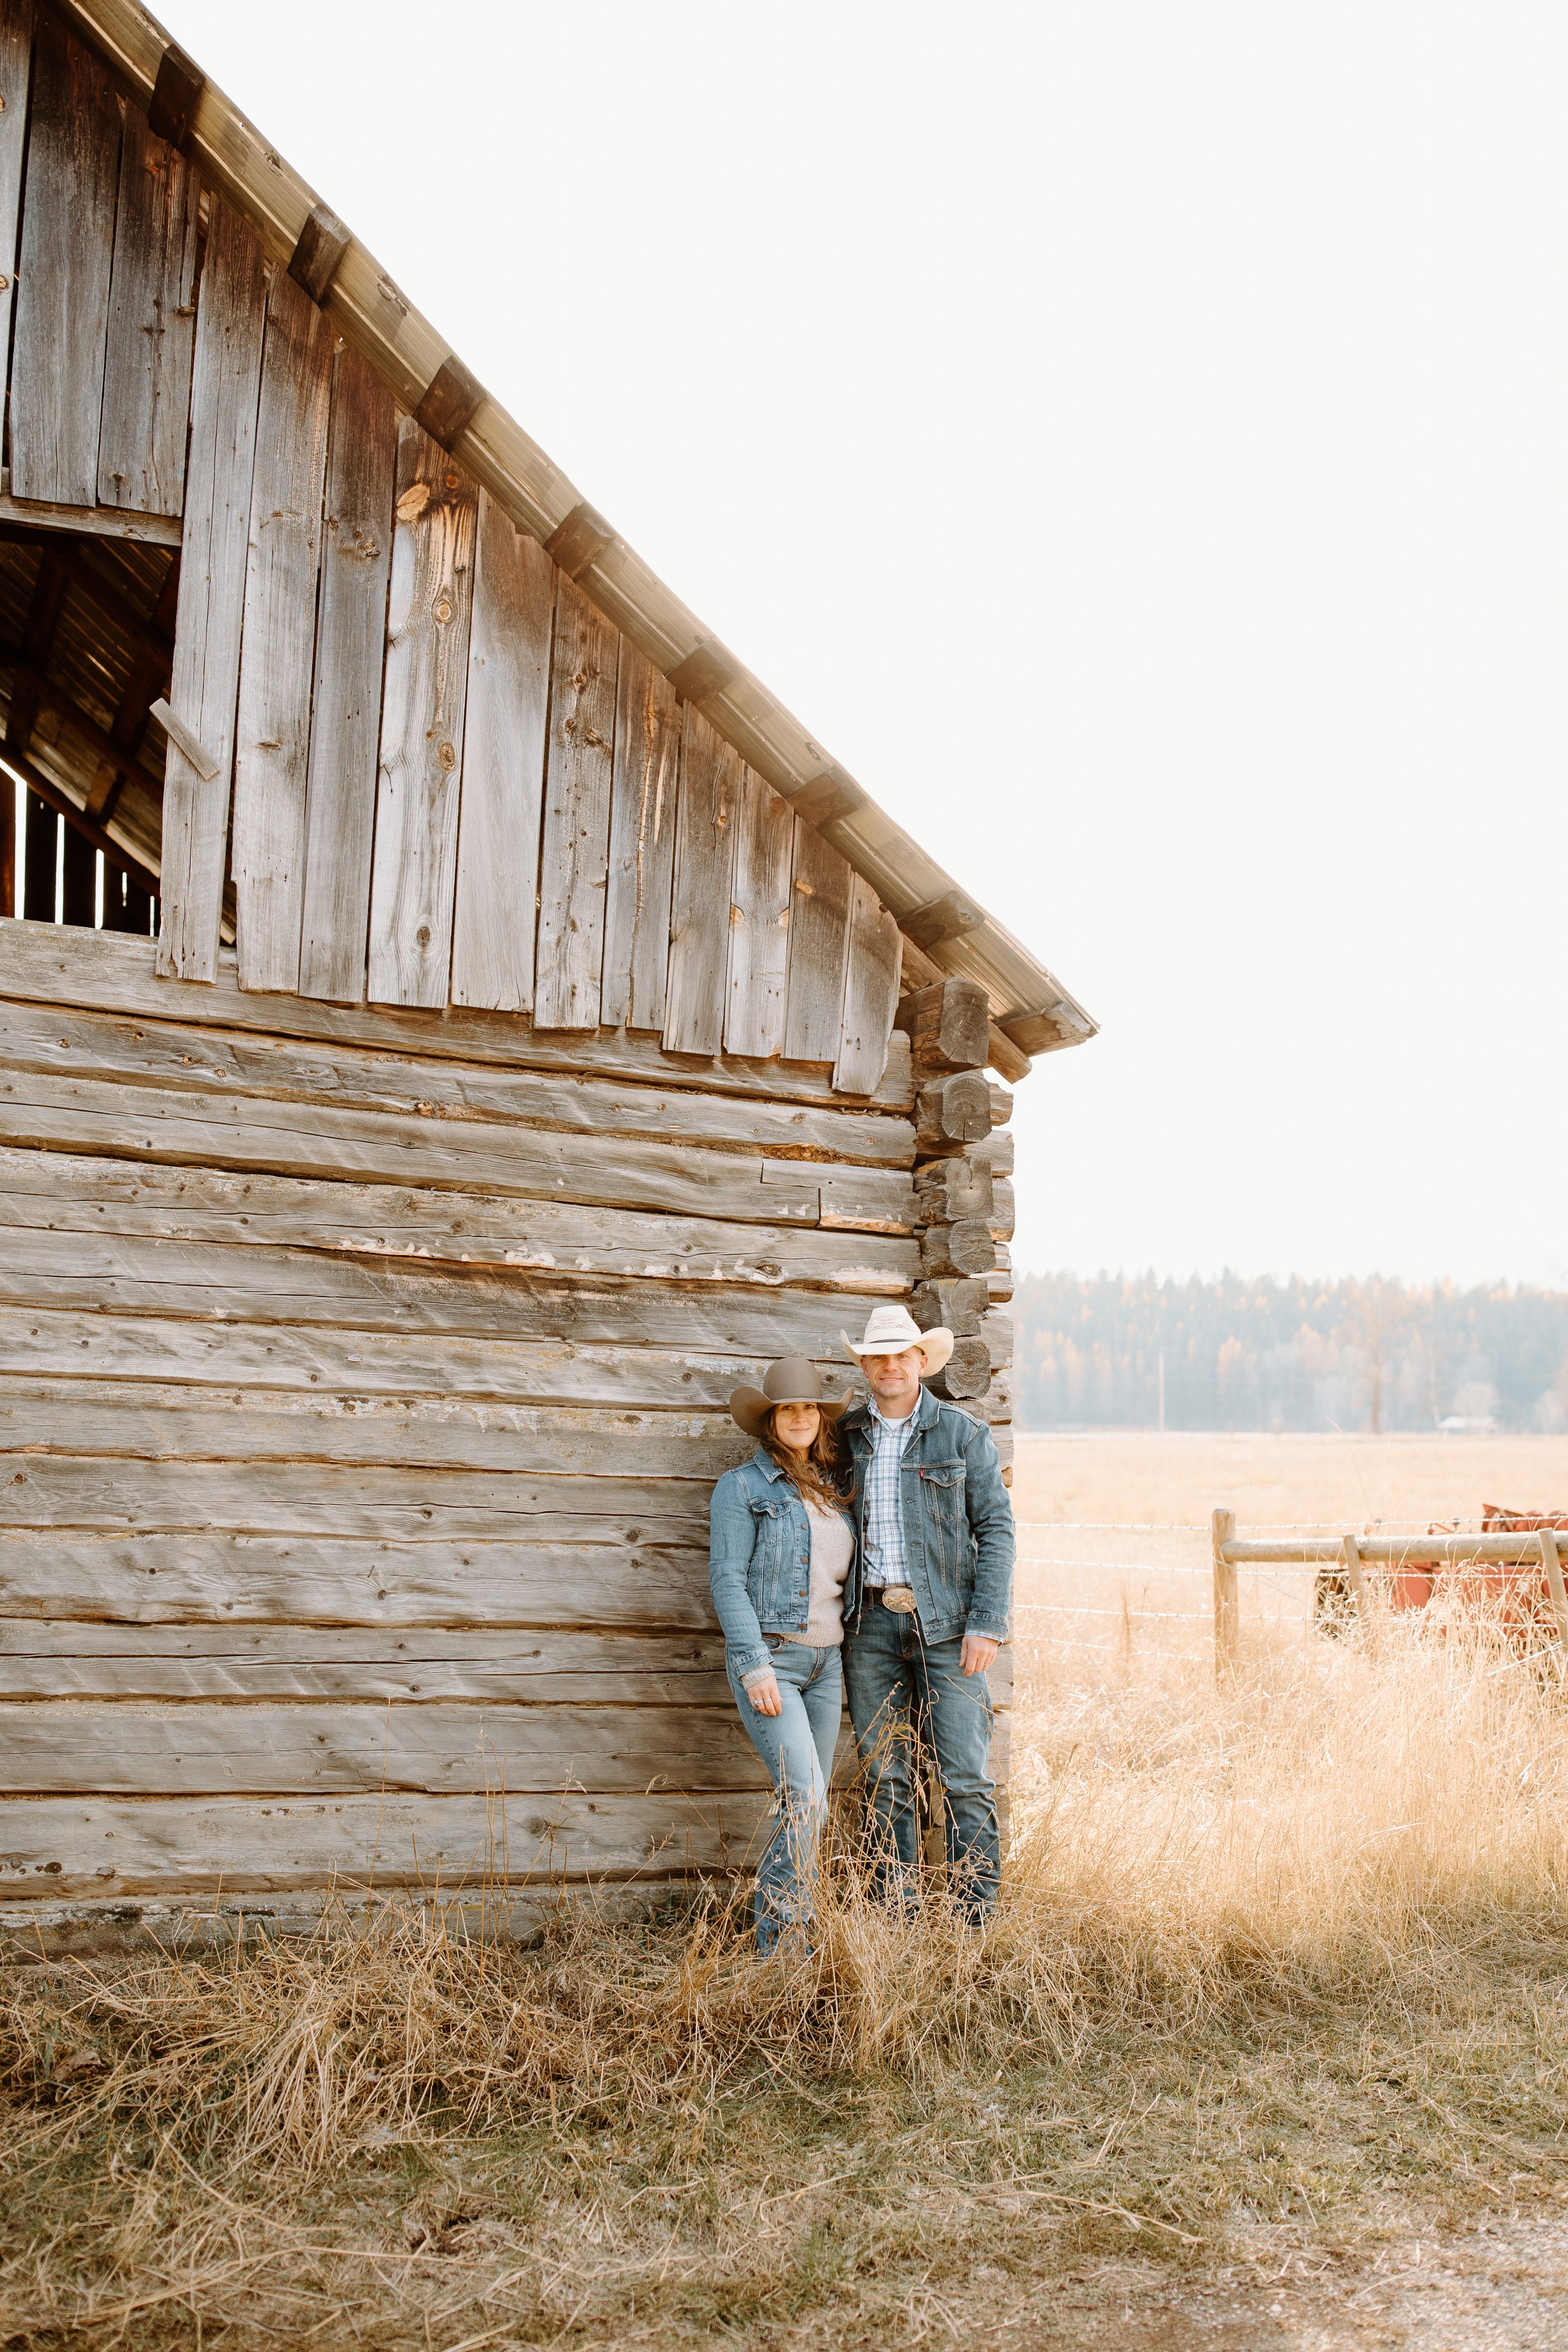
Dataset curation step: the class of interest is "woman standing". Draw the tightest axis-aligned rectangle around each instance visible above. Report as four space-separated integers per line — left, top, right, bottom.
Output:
709 1357 856 1954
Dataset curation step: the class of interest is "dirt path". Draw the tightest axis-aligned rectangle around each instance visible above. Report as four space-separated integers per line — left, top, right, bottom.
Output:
923 2213 1568 2349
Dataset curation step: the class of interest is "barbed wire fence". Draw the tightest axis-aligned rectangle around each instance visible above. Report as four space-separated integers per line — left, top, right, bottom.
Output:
1008 1515 1565 1674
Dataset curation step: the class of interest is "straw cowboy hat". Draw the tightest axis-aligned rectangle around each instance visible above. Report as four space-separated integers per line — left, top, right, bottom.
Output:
728 1357 853 1441
840 1303 954 1375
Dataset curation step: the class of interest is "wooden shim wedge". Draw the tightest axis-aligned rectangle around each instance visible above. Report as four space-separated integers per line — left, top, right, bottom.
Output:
0 1001 914 1163
0 3 33 411
0 1698 761 1797
0 1530 713 1631
0 1789 771 1900
449 491 553 1012
156 196 268 982
664 702 738 1055
534 571 618 1029
231 268 334 993
834 872 901 1095
97 102 199 517
366 418 477 1008
724 763 794 1058
783 814 851 1064
297 342 396 1002
9 13 119 507
0 920 918 1110
601 640 679 1031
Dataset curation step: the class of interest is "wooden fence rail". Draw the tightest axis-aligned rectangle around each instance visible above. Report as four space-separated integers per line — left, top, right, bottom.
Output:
1210 1507 1568 1678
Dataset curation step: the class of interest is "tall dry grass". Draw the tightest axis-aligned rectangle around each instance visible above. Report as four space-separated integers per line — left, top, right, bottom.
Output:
4 1586 1568 2343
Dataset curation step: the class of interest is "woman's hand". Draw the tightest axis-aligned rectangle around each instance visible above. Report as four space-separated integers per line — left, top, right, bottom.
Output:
744 1669 783 1717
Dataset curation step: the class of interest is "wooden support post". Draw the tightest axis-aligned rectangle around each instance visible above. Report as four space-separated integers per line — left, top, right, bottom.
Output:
1539 1528 1568 1647
60 818 95 928
1212 1508 1238 1680
1341 1532 1369 1628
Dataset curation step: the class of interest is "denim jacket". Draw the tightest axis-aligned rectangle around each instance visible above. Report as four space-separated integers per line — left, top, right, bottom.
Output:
840 1387 1014 1645
708 1448 856 1680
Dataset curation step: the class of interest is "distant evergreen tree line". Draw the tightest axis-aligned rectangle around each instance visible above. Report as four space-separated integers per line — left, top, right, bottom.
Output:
1012 1272 1568 1433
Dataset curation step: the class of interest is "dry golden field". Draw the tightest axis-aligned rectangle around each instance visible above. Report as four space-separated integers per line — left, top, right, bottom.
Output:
1008 1431 1568 1688
4 1434 1568 2349
1010 1428 1568 1528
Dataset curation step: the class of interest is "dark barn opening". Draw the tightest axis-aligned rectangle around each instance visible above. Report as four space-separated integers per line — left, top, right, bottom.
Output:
0 521 171 928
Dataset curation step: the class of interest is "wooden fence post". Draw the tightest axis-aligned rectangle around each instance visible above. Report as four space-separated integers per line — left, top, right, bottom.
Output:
1539 1528 1568 1647
1212 1508 1237 1681
1341 1532 1369 1628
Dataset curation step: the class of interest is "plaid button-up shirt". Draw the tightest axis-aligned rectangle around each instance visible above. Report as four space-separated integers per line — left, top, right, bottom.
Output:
862 1401 916 1587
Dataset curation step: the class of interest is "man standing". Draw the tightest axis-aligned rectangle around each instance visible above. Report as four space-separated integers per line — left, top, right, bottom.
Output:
838 1304 1014 1921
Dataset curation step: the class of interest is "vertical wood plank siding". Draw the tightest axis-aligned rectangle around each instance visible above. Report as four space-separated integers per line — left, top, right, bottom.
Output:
9 14 120 507
450 491 553 1013
0 3 34 429
835 871 903 1094
0 15 912 1093
663 704 739 1056
297 344 397 1004
601 642 679 1032
724 763 794 1058
231 269 334 993
366 420 478 1008
97 104 199 517
784 814 852 1064
533 573 619 1029
155 196 268 982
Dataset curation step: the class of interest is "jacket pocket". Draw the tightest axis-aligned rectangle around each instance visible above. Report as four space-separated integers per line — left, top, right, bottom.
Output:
748 1497 787 1613
917 1465 968 1596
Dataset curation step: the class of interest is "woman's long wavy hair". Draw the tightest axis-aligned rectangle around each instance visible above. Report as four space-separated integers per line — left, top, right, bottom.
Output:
761 1404 853 1513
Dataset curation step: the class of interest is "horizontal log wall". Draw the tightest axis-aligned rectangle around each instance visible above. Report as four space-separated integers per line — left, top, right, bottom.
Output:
0 924 1012 1926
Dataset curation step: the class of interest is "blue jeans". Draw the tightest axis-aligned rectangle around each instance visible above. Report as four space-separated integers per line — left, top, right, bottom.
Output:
727 1640 842 1954
843 1599 999 1919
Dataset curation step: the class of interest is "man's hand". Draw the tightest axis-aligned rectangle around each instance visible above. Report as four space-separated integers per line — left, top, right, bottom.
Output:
744 1670 783 1717
960 1633 999 1677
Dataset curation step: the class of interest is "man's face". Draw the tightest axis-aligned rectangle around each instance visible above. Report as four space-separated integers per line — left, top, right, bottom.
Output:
862 1345 926 1412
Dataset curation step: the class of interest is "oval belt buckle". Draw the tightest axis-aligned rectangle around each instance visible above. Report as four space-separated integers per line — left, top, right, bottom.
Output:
881 1586 918 1614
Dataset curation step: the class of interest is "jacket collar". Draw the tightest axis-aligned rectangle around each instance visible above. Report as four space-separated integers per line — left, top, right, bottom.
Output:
750 1445 790 1482
846 1384 941 1441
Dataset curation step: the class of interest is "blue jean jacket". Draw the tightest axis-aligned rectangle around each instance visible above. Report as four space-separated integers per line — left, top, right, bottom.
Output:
840 1387 1014 1645
708 1449 857 1680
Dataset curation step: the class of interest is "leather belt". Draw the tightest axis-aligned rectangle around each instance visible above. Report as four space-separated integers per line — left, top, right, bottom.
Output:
873 1586 918 1615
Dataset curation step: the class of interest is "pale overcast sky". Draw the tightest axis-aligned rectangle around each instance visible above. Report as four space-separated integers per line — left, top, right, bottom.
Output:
163 1 1568 1291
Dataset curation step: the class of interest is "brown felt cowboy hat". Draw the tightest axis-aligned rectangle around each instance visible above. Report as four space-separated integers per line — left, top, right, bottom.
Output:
728 1357 853 1441
840 1303 955 1375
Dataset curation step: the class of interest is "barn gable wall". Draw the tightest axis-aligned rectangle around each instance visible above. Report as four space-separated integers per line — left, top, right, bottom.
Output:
0 3 906 1099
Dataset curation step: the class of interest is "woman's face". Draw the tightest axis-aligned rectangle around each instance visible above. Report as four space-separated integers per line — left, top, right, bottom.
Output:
770 1400 821 1451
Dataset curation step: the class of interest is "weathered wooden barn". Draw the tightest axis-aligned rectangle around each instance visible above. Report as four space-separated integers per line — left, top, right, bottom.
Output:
0 0 1096 1947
